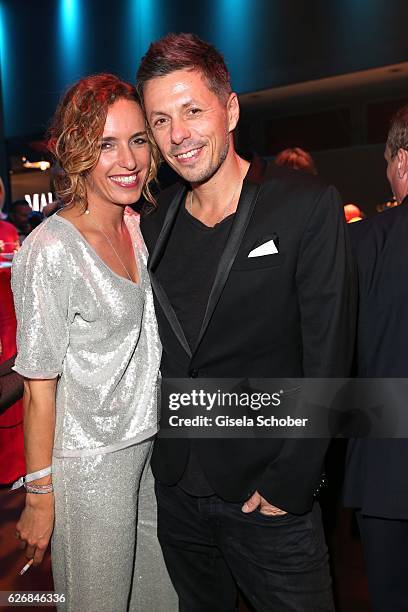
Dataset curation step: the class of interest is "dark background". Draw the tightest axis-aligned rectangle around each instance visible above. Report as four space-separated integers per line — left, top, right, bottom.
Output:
1 0 408 214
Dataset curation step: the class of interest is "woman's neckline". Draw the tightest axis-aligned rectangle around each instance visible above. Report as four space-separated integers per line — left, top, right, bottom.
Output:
53 212 141 287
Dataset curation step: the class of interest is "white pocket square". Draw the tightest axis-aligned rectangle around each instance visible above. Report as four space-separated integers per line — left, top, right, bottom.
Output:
248 239 279 258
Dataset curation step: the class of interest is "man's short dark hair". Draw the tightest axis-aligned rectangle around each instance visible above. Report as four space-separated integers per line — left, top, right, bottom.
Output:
10 199 30 210
387 105 408 158
136 33 232 103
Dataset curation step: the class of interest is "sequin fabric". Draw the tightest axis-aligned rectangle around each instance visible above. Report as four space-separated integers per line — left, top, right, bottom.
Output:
11 209 161 457
52 445 178 612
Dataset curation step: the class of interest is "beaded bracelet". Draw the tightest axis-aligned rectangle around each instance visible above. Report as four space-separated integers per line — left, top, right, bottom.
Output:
24 482 54 494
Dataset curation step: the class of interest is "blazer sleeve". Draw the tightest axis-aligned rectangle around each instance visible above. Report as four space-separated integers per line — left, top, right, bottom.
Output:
296 184 357 377
256 185 357 513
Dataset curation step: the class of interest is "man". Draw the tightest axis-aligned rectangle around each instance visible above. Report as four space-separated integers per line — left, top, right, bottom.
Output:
7 199 32 243
137 33 355 611
344 105 408 612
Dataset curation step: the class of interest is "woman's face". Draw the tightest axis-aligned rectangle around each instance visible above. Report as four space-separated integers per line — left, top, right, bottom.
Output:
85 98 150 208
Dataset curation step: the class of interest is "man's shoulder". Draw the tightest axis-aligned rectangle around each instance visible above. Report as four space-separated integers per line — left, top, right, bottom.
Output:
260 161 331 202
158 180 186 204
141 182 181 221
140 181 186 244
351 200 408 245
145 181 185 216
372 200 408 230
349 201 408 274
257 160 339 222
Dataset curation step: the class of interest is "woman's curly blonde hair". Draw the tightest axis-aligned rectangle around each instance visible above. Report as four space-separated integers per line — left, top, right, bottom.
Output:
48 73 160 210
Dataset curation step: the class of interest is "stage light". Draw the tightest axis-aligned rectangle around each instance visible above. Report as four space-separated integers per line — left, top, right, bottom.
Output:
59 0 82 81
214 0 253 93
125 0 159 64
0 3 10 122
61 0 79 35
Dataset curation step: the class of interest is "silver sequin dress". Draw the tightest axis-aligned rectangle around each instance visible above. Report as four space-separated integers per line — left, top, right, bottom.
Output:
11 209 178 611
12 208 161 456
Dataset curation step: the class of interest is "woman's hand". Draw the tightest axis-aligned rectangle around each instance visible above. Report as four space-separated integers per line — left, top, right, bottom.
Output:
16 378 57 565
16 494 55 565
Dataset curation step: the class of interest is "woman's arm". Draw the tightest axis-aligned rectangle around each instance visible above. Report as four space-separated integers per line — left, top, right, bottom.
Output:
16 378 57 565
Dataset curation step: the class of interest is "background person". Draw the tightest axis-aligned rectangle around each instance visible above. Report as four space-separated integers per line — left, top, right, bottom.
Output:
274 146 318 175
7 199 32 243
344 104 408 612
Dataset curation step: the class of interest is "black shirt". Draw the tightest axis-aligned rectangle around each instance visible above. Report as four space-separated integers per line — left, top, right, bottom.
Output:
156 201 234 495
156 202 234 351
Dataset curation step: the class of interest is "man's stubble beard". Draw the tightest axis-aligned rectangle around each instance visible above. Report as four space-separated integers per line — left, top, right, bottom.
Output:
169 127 231 185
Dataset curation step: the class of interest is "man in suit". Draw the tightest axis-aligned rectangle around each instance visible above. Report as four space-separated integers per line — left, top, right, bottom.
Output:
344 105 408 612
137 33 355 611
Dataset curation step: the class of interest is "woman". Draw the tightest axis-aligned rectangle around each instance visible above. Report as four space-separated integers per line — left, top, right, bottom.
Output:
12 74 177 611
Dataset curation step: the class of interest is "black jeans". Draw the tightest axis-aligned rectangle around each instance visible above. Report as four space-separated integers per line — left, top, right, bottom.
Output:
357 511 408 612
156 482 334 612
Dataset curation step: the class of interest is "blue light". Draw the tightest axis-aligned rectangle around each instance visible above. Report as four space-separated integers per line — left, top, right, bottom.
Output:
214 0 254 93
123 0 159 79
61 0 79 37
59 0 82 82
138 0 157 52
0 4 7 99
0 2 9 118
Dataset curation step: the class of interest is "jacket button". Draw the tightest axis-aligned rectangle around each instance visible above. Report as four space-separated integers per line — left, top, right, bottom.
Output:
189 369 199 378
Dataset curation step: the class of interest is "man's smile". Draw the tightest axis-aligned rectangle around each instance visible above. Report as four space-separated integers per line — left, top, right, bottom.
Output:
173 146 204 163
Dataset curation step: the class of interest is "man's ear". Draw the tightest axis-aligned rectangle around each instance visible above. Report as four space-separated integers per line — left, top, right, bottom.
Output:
227 92 239 133
397 148 408 178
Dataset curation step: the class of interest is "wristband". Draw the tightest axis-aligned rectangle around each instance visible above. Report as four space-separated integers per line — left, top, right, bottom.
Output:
10 465 53 491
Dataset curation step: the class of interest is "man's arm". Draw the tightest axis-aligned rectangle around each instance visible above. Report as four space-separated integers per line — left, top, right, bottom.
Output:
296 184 357 378
253 185 357 514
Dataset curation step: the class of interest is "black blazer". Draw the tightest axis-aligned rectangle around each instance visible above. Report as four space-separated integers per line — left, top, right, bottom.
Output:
344 197 408 519
141 157 356 514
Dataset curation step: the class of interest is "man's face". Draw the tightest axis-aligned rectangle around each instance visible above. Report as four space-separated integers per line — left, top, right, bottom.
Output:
143 69 238 184
384 145 408 204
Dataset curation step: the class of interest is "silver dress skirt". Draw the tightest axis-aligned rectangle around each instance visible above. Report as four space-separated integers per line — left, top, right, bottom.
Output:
51 440 178 611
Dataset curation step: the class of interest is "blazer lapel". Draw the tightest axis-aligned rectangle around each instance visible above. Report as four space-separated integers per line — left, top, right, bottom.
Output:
148 157 265 360
148 184 186 273
192 177 262 356
148 184 192 357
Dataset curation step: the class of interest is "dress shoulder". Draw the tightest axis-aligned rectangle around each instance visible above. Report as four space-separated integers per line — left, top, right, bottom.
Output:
11 216 73 379
13 215 71 268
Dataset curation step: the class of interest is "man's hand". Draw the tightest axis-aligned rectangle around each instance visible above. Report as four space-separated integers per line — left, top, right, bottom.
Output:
242 490 287 516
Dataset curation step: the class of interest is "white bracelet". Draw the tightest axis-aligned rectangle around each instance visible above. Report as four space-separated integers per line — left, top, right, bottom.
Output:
10 465 53 491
